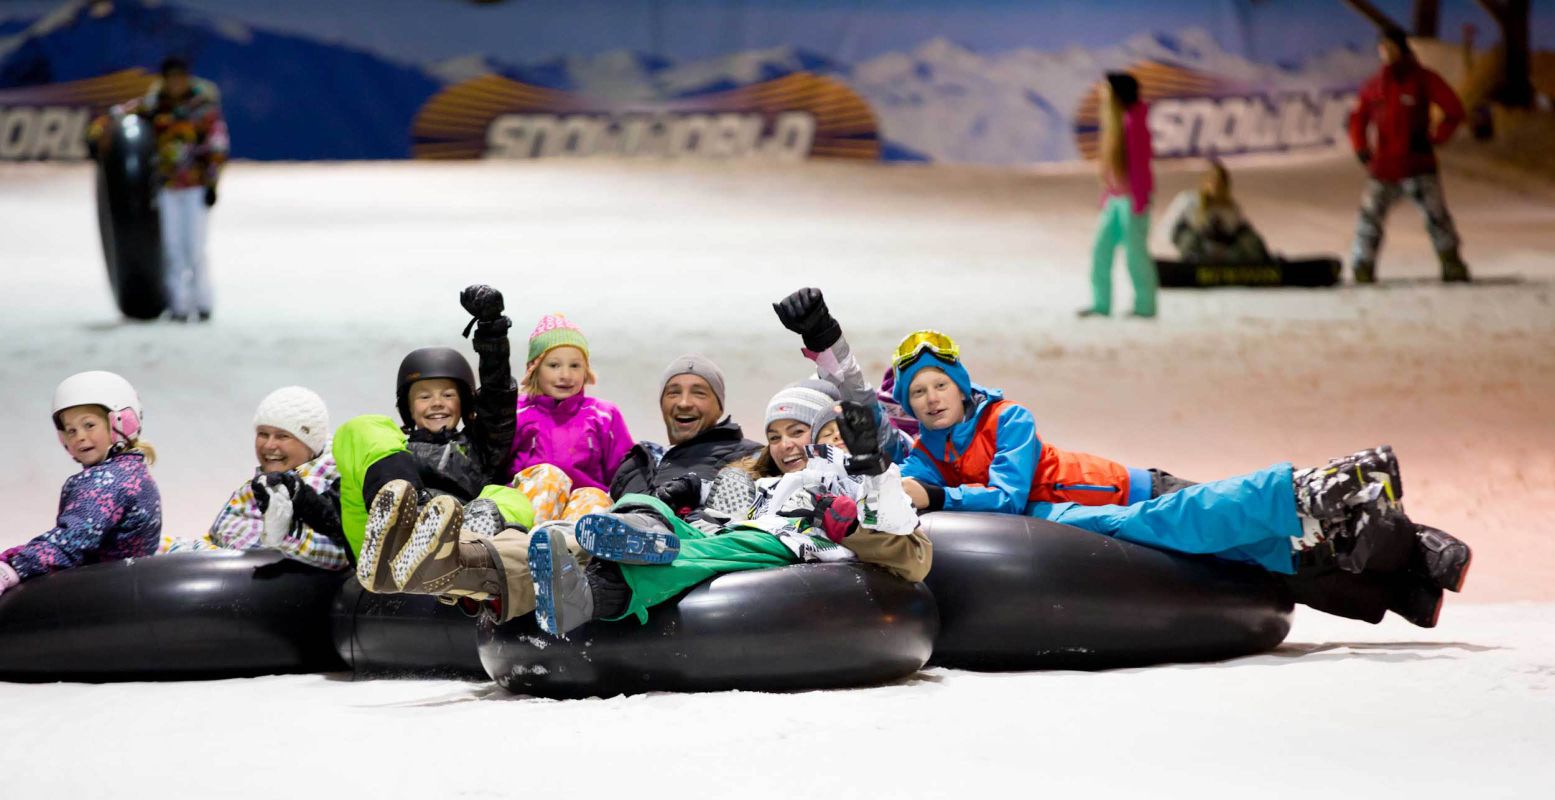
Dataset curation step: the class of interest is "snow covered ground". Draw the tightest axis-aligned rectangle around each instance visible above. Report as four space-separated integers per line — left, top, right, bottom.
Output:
1 154 1553 796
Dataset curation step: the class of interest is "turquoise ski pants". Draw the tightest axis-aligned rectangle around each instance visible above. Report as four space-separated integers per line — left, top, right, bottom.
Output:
1089 196 1157 316
1029 462 1301 574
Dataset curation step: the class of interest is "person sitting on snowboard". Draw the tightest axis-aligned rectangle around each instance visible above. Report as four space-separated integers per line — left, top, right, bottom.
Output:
161 386 350 571
1159 159 1270 264
891 329 1471 627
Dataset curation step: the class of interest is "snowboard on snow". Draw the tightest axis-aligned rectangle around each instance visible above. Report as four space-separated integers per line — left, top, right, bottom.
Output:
1155 256 1341 288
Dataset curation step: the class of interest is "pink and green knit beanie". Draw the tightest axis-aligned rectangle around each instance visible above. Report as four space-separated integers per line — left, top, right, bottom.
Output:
527 313 590 364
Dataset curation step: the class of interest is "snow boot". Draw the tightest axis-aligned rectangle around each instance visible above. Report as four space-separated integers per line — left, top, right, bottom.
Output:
1323 444 1403 505
1294 445 1402 523
704 466 758 521
357 479 419 594
460 497 505 538
1352 259 1376 284
388 494 463 590
1387 572 1444 628
574 511 680 565
530 525 596 637
390 498 508 601
1334 483 1416 574
1412 524 1472 592
1438 249 1472 283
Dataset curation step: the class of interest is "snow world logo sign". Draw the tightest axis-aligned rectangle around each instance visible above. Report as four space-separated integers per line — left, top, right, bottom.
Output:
411 72 880 161
0 69 154 161
1073 61 1356 160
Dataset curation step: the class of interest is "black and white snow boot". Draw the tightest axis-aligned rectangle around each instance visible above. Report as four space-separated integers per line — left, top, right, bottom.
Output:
1334 483 1415 574
460 497 505 538
1323 444 1403 506
1411 524 1472 592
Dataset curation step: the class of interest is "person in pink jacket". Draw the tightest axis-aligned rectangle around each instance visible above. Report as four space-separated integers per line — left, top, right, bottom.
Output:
1080 71 1157 319
508 314 634 524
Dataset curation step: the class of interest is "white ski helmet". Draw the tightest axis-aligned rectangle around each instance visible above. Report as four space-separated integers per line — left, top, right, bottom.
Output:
52 370 143 446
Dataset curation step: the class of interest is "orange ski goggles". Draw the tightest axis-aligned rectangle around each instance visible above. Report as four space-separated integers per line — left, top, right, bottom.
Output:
892 329 961 370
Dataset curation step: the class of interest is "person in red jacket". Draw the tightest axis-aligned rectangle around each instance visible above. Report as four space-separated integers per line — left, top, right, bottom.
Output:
1348 28 1469 283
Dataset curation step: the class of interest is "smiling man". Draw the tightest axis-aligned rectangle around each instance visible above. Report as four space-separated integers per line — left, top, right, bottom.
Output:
609 354 762 500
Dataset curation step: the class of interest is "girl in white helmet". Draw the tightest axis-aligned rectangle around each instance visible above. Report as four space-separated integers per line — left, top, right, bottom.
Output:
0 372 163 596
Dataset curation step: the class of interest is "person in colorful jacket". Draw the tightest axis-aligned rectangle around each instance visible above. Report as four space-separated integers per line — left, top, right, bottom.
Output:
891 330 1472 627
1080 71 1156 319
162 386 350 571
92 56 229 321
509 314 633 524
1348 28 1469 283
0 372 162 596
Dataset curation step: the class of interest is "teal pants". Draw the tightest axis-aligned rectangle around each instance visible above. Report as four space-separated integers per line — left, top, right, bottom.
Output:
610 494 797 624
1029 462 1301 574
1089 196 1157 316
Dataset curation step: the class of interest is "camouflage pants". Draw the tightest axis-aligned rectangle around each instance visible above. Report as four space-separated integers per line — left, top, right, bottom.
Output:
1350 174 1461 265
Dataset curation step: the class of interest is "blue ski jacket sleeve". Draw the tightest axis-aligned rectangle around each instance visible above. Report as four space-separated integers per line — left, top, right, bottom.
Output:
900 401 1041 515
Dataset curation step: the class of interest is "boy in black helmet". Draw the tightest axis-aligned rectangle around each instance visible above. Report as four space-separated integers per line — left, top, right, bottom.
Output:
333 285 535 579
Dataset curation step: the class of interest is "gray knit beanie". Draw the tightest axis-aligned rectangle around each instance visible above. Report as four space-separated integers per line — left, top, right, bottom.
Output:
765 379 841 431
659 354 727 411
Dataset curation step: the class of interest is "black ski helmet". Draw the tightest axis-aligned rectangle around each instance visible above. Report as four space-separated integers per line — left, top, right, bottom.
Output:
396 347 476 428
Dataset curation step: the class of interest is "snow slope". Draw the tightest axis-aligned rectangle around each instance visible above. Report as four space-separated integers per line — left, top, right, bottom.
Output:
1 606 1552 798
0 155 1552 796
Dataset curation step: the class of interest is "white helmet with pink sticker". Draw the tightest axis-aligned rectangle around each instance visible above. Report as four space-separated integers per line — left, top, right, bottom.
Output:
52 370 144 446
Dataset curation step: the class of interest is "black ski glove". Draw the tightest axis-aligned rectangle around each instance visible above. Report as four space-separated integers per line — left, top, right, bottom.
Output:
460 284 511 338
773 287 842 352
291 478 344 538
204 185 218 207
650 473 703 518
838 400 886 476
251 470 301 514
1355 148 1372 166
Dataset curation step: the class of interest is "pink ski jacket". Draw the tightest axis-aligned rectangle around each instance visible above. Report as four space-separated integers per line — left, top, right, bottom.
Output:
510 394 634 492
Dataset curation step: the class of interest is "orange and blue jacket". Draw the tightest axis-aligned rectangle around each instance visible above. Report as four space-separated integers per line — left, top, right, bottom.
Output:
892 353 1149 514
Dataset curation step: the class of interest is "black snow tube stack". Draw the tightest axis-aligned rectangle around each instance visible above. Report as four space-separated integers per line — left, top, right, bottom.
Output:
477 563 939 698
331 581 487 679
94 111 166 319
920 512 1293 670
1155 256 1341 288
0 551 346 682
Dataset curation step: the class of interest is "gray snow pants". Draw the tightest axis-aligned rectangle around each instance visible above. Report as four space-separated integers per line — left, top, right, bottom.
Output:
1349 174 1462 266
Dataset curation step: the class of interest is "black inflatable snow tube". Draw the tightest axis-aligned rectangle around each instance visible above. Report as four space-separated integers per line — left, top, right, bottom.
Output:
95 111 166 320
0 551 346 682
920 512 1293 670
477 563 939 698
331 581 487 679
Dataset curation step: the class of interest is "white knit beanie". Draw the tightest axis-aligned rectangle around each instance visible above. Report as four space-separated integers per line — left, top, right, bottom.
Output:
253 386 330 456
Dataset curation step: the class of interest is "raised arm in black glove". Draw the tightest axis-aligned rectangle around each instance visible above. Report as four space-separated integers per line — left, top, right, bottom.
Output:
773 287 842 353
460 283 511 338
837 400 886 476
